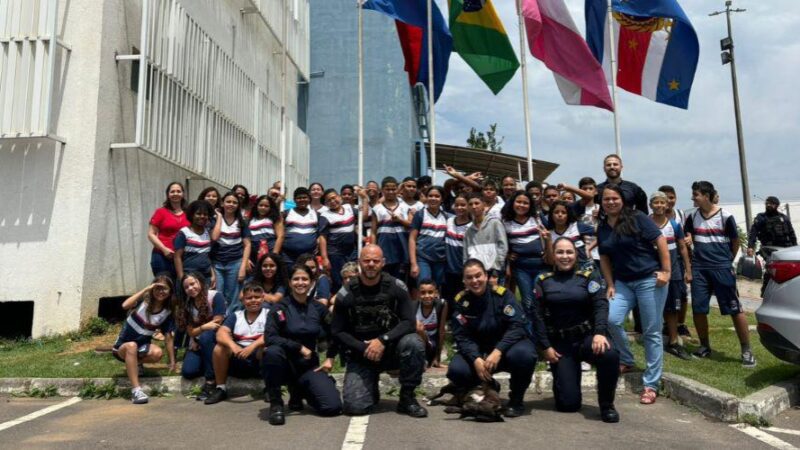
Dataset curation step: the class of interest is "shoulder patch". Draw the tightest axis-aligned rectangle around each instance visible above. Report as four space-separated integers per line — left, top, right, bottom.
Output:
493 285 507 295
537 272 554 281
502 304 516 317
276 310 286 322
587 280 602 294
577 269 593 278
454 290 466 303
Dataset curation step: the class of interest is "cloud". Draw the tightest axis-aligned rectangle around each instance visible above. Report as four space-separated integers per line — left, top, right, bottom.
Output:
435 0 800 209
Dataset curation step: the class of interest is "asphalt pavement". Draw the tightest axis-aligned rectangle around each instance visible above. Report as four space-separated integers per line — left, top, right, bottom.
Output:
2 392 797 449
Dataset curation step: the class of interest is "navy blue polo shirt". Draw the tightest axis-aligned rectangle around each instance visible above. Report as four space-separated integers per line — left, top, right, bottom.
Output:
597 211 663 281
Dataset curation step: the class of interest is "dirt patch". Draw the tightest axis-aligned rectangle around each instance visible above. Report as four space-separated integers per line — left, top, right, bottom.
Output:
59 333 118 356
737 276 763 300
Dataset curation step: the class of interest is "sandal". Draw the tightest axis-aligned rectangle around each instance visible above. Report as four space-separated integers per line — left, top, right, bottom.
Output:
640 388 657 405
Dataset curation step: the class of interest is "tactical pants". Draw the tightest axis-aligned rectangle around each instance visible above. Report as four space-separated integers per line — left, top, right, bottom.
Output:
550 334 619 412
447 339 537 403
342 333 426 415
262 346 342 416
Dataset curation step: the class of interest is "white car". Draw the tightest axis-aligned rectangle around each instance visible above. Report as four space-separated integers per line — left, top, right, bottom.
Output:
756 246 800 364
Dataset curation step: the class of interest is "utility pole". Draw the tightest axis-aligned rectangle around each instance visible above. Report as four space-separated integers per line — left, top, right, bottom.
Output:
710 0 752 230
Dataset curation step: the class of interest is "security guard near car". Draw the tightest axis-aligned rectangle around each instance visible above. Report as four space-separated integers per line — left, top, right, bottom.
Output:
331 244 428 417
747 196 798 294
529 237 620 423
446 258 537 418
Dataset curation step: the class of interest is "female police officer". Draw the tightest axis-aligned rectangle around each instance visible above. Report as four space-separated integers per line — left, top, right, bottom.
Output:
446 259 536 417
529 238 620 423
262 264 342 425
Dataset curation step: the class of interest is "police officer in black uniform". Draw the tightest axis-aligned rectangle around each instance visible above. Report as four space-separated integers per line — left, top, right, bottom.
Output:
747 196 798 294
331 244 427 417
529 237 620 423
447 259 536 418
263 264 342 425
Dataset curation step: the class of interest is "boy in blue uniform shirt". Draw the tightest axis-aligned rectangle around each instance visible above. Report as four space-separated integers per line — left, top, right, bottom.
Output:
684 181 755 367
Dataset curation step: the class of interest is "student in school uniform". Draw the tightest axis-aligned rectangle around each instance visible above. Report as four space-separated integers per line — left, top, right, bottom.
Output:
442 193 471 313
371 177 413 280
320 187 369 292
409 186 449 290
210 192 252 313
281 187 322 267
248 195 284 267
415 279 448 368
203 282 269 405
174 200 215 286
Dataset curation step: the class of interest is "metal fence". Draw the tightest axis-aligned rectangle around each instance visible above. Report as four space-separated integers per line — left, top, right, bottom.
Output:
0 0 69 141
112 0 309 191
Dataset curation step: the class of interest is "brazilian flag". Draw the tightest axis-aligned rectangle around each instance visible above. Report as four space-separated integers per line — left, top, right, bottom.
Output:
448 0 519 94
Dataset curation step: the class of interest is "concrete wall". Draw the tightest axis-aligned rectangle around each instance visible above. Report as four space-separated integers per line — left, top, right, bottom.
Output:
307 0 415 188
0 0 307 337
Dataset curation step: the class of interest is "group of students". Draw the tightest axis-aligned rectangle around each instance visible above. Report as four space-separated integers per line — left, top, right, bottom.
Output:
113 152 755 423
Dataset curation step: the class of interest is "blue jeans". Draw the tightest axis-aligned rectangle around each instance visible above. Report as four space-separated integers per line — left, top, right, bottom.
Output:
214 260 243 314
181 330 216 381
150 251 176 279
512 256 545 313
416 258 446 287
608 275 668 390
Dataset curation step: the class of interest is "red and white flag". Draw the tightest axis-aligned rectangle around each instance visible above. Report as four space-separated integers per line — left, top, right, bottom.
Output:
522 0 614 111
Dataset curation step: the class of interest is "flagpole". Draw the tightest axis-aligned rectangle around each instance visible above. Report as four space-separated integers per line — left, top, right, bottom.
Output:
516 0 534 182
427 0 437 185
280 1 288 197
357 0 365 255
606 0 622 156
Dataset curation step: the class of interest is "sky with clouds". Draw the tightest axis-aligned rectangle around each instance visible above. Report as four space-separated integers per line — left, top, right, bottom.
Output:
434 0 799 210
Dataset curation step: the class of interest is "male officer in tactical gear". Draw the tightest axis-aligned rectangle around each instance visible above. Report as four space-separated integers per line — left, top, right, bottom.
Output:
331 244 428 417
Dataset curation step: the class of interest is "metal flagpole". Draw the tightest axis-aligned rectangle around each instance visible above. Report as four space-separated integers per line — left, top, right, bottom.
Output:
357 0 365 254
279 2 288 197
516 0 534 182
427 0 437 185
606 0 622 156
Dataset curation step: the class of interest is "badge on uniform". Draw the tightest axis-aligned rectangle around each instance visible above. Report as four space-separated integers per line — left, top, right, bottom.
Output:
588 280 602 294
463 301 469 308
277 310 286 322
503 305 515 317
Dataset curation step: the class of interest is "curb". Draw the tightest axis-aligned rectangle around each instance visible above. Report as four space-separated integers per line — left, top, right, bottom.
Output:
0 371 627 398
622 372 800 423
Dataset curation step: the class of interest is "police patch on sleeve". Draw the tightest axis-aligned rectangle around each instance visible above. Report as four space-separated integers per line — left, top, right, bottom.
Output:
456 313 468 325
503 305 515 317
277 310 286 322
587 280 602 294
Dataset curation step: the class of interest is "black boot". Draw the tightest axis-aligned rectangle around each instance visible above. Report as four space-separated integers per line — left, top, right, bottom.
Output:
397 387 427 418
601 406 620 423
267 388 286 426
504 393 525 418
288 384 304 411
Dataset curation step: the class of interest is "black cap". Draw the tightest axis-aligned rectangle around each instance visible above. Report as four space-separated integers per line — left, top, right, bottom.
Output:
766 196 780 205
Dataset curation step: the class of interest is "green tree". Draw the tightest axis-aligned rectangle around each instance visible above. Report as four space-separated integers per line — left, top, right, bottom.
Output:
467 123 504 153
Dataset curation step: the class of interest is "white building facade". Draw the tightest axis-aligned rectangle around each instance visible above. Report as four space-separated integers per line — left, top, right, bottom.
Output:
0 0 310 337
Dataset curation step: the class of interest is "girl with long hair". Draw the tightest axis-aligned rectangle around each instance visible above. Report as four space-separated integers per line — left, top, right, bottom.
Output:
147 182 189 278
501 190 549 309
547 200 595 270
252 252 288 304
174 200 215 287
210 192 252 313
248 195 284 268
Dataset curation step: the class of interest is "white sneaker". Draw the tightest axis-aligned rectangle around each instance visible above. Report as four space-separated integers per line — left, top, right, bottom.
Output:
132 389 149 404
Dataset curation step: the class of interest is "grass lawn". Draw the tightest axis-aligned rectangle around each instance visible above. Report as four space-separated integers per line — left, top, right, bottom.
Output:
627 311 800 397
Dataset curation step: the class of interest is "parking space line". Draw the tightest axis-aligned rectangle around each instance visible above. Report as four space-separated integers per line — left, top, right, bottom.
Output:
765 428 800 437
730 424 798 450
341 415 369 450
0 397 82 432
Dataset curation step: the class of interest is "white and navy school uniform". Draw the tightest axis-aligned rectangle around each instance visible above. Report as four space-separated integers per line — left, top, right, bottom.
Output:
486 197 505 220
112 302 174 361
442 216 471 309
504 217 546 306
372 202 411 266
220 307 269 376
416 299 444 363
653 217 688 312
282 208 320 265
411 207 449 286
212 217 252 308
174 226 212 278
321 205 358 260
180 290 226 380
248 217 277 263
550 221 595 268
684 208 741 315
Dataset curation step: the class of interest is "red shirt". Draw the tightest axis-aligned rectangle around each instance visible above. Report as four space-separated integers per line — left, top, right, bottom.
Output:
149 207 190 253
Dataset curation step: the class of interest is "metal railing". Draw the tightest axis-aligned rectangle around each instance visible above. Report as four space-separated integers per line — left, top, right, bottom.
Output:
0 0 70 142
112 0 309 191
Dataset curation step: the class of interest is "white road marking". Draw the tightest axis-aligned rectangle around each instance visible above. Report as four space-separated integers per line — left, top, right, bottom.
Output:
341 415 369 450
0 397 82 432
730 424 798 450
765 428 800 437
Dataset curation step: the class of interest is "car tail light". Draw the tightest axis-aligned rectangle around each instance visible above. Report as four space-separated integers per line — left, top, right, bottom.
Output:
757 322 776 333
768 261 800 283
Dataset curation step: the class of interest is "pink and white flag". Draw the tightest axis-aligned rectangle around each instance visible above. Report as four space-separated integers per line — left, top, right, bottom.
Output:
522 0 614 111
